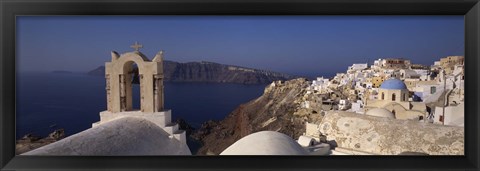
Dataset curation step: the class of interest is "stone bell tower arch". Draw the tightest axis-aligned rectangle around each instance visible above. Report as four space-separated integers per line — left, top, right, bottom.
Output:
105 42 164 113
93 42 186 144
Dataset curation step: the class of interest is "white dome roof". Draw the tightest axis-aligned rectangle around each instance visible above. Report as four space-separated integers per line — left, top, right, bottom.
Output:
23 117 191 155
220 131 308 155
366 108 395 118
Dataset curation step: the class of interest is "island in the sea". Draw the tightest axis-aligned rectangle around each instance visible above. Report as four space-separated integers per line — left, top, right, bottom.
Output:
87 60 296 84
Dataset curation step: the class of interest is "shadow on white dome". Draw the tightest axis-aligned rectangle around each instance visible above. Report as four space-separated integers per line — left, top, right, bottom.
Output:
220 131 308 155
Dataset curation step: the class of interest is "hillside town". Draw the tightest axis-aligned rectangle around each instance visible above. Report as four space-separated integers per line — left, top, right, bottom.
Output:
296 56 464 155
304 56 464 125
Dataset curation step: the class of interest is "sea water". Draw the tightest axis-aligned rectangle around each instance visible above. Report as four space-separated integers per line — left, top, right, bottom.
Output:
16 72 266 153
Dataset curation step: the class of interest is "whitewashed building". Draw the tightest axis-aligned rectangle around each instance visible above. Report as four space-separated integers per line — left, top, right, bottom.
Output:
311 77 330 92
433 103 464 127
348 63 368 72
338 99 351 110
351 100 364 113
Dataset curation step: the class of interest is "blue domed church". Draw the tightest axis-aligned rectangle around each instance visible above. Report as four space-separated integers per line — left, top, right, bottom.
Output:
378 78 409 103
364 77 427 120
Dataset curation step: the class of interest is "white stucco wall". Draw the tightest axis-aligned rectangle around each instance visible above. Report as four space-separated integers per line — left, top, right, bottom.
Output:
434 103 464 127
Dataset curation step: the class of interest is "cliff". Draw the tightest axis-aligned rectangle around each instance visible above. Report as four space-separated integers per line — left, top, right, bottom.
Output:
88 60 294 84
191 78 319 155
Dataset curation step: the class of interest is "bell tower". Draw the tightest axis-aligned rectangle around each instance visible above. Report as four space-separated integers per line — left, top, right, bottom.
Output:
103 42 164 113
93 42 185 144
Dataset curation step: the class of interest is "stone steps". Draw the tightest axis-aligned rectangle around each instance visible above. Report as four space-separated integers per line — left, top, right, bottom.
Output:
173 130 186 144
164 123 179 134
164 123 186 144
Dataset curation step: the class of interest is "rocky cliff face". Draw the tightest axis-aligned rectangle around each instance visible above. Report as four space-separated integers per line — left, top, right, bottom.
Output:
88 61 294 84
191 78 321 155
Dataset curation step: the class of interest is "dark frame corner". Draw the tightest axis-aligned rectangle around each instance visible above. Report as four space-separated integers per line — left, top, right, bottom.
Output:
1 0 479 170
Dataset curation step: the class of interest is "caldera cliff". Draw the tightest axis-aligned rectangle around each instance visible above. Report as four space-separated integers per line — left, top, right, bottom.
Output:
191 78 322 155
88 60 294 84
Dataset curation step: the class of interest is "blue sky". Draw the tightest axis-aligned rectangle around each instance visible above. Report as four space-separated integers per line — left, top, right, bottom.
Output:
17 16 464 78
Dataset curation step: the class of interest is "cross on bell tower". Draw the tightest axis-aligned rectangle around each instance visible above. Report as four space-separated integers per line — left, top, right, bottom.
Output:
130 41 143 52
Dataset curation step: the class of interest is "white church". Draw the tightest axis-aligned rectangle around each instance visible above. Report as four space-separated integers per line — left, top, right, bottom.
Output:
24 43 191 155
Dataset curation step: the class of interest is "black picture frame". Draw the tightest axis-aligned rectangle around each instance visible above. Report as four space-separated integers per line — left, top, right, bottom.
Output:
1 0 479 170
